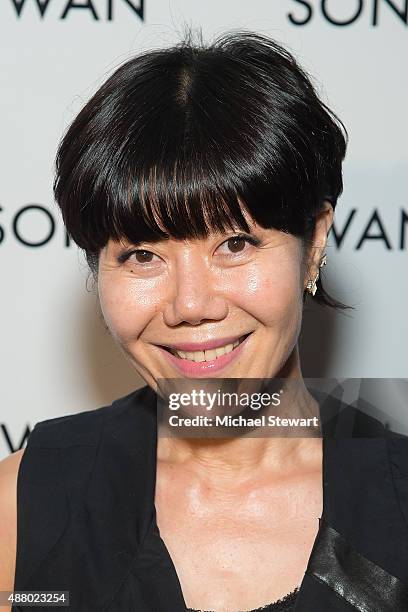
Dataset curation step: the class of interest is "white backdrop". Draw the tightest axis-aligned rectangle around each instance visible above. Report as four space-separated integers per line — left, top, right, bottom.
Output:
1 0 407 458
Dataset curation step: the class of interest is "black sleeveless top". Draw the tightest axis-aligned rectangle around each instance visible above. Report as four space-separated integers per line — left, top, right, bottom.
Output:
13 384 408 611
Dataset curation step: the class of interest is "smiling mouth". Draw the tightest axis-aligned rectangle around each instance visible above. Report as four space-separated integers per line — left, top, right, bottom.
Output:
160 333 251 362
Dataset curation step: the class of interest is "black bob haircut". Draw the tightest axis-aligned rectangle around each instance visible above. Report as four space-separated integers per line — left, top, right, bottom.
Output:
54 29 350 309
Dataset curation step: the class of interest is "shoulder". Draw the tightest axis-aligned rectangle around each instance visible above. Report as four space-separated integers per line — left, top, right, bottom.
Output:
0 448 25 591
10 386 154 594
25 385 151 449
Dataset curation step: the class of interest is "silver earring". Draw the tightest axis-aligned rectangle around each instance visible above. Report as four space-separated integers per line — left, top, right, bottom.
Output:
306 274 319 296
306 253 327 296
319 253 327 268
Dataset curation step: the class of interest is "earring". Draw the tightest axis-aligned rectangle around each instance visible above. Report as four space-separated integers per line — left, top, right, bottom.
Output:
306 253 327 296
306 274 319 296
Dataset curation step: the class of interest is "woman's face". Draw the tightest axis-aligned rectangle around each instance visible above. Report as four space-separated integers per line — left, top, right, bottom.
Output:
97 210 329 388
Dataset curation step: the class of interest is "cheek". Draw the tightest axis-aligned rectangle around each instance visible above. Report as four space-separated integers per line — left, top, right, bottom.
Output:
229 253 303 326
97 275 163 341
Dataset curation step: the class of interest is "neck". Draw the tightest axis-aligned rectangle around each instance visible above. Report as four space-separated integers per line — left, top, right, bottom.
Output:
157 346 321 481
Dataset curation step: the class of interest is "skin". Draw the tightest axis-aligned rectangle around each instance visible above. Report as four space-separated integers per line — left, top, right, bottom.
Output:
98 203 333 389
0 201 333 612
0 448 24 611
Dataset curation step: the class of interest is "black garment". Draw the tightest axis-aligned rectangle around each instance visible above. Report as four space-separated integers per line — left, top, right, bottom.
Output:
13 384 408 611
186 586 299 611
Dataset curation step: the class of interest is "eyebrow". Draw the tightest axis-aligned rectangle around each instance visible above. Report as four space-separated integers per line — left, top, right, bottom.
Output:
117 235 171 249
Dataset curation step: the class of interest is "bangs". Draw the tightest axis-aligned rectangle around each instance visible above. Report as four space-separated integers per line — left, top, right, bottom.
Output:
109 163 255 246
56 103 314 255
74 146 307 254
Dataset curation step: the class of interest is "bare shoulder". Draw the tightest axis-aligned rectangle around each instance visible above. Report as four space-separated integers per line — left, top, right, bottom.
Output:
0 449 25 596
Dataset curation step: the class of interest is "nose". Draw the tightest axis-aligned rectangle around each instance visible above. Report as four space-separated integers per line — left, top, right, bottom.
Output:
162 254 228 327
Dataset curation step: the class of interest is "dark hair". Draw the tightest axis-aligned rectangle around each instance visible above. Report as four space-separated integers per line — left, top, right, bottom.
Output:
54 29 350 309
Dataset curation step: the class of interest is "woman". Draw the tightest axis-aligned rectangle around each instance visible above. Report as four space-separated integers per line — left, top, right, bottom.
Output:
1 30 408 612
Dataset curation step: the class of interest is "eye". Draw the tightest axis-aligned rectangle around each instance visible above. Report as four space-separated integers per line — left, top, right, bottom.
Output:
216 233 261 256
117 249 160 265
133 250 156 263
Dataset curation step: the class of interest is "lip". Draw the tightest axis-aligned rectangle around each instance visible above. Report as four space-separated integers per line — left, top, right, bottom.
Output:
158 334 247 352
156 332 252 377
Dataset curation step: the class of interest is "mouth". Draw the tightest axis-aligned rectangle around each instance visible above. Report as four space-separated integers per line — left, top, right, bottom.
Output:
158 333 251 363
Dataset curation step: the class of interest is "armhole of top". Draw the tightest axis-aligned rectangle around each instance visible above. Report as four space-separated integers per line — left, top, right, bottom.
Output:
386 435 408 538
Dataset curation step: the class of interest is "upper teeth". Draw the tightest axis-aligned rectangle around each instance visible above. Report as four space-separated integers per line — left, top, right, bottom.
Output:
172 339 241 362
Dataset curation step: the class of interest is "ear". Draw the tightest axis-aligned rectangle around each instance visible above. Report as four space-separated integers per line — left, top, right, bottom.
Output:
303 200 334 289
